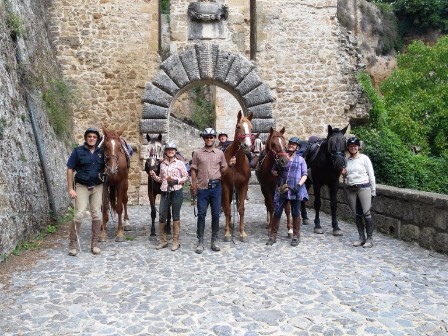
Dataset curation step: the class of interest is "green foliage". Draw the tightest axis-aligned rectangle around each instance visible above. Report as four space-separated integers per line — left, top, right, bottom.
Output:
42 78 74 137
356 68 448 194
191 85 215 131
380 37 448 157
5 1 26 40
46 225 56 234
161 0 170 14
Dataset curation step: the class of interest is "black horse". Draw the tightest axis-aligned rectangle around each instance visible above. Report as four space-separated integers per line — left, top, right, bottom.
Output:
303 125 348 235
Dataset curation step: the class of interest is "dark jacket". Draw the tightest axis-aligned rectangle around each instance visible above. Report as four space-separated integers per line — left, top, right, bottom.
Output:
67 144 105 186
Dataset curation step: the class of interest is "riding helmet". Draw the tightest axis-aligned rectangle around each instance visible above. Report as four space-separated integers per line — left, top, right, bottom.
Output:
288 137 301 146
164 142 177 151
201 127 217 138
84 127 100 139
218 132 228 138
346 136 361 147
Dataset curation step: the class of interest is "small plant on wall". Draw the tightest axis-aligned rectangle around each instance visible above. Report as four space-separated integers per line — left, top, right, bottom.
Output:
5 0 26 40
191 85 215 130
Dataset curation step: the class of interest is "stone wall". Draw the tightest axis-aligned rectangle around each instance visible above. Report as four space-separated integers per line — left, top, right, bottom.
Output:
46 0 159 204
0 0 71 255
309 185 448 255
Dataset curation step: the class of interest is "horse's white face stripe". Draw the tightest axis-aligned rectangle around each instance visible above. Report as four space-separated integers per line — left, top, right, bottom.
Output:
279 137 285 151
111 139 116 156
242 122 251 147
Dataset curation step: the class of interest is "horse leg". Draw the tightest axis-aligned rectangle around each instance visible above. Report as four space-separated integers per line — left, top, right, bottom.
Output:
123 184 131 231
238 188 248 242
301 200 310 225
285 201 292 239
313 186 324 234
115 192 125 242
100 199 108 242
330 185 343 236
148 194 157 240
165 203 172 235
223 187 232 242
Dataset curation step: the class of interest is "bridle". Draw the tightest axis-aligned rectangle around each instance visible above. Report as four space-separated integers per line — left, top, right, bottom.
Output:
267 135 289 166
103 136 123 176
327 135 347 170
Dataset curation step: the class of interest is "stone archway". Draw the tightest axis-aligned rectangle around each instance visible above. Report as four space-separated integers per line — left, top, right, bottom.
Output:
140 43 275 139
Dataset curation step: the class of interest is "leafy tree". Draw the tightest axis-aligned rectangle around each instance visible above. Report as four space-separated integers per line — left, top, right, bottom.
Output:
380 36 448 157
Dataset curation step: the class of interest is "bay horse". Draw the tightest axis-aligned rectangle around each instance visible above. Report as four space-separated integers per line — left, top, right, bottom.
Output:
144 134 171 239
221 110 253 242
306 125 348 235
99 128 130 242
255 127 292 237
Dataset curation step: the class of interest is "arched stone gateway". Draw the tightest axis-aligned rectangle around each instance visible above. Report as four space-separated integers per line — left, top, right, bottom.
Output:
140 43 275 140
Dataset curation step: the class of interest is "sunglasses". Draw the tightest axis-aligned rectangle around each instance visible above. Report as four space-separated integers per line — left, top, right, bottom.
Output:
204 136 215 140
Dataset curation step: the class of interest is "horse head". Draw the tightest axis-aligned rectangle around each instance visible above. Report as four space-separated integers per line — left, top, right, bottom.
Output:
233 110 253 154
267 127 289 168
102 128 124 175
145 133 164 173
326 125 348 170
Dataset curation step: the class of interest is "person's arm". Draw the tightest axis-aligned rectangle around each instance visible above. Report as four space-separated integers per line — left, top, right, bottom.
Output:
67 168 77 199
190 168 197 196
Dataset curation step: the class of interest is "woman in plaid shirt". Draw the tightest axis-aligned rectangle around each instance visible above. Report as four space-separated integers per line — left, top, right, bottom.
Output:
268 137 308 247
149 142 189 251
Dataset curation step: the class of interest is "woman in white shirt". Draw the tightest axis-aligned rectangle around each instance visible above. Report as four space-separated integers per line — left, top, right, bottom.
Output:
342 136 376 248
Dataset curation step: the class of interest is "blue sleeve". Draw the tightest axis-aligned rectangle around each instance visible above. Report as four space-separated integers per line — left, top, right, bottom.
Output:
67 148 78 169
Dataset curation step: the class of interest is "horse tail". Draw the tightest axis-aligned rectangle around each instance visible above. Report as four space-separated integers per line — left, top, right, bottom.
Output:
109 185 117 212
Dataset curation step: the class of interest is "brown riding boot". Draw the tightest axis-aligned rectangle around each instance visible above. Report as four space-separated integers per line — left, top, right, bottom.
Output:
291 217 302 247
266 217 281 245
91 220 102 255
156 222 168 249
171 220 181 251
68 221 81 256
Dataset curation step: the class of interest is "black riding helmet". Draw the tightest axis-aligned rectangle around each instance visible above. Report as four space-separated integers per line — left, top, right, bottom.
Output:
84 127 100 140
346 136 361 147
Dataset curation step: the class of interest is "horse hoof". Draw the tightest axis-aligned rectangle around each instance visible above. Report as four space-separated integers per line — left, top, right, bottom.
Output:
314 228 324 234
115 236 125 242
98 235 107 242
224 236 231 242
288 233 293 239
333 229 343 236
124 225 131 231
240 236 248 243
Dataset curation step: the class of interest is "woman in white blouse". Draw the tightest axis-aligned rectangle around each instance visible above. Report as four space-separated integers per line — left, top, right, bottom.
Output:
342 136 376 248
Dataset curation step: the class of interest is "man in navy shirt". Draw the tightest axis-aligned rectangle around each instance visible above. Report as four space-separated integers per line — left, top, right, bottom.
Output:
66 127 105 256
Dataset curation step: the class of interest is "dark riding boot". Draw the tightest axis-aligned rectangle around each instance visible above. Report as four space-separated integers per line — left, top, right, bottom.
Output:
353 215 366 247
211 231 220 252
363 217 374 248
195 237 204 254
300 202 309 224
291 217 301 247
266 217 281 245
68 221 81 256
171 220 180 251
156 222 168 249
91 220 101 255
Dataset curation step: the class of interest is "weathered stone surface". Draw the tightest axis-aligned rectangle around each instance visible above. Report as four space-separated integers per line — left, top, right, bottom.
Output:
142 103 169 119
140 119 168 134
214 50 235 83
433 233 448 254
236 70 264 96
225 54 254 88
248 103 273 119
152 71 180 96
251 118 276 133
195 43 220 80
242 83 274 107
160 54 190 88
141 83 173 107
179 47 201 82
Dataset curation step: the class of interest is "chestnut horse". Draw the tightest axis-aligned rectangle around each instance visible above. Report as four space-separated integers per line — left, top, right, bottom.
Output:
221 111 253 242
144 134 171 239
255 127 293 237
99 128 130 242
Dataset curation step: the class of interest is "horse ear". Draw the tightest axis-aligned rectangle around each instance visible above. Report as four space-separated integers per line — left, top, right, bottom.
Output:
157 133 162 142
280 127 286 134
269 127 274 135
237 110 242 121
341 125 349 135
247 111 254 121
255 132 260 138
146 134 151 142
328 125 333 134
117 129 124 136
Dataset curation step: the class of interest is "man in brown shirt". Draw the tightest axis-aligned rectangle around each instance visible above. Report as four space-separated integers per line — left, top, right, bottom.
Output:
191 127 236 254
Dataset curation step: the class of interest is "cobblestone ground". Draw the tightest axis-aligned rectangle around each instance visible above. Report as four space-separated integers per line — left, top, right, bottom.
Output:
0 201 447 336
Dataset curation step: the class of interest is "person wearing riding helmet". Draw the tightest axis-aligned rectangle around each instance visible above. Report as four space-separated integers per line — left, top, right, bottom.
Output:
190 127 236 254
342 136 376 248
217 132 232 152
149 142 189 251
268 136 308 247
66 127 105 256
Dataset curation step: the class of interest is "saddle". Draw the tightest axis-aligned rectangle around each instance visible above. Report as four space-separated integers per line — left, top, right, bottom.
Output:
120 138 133 168
302 138 323 166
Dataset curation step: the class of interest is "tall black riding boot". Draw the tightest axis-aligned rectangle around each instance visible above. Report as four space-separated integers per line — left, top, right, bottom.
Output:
363 217 374 248
353 215 366 247
195 237 204 254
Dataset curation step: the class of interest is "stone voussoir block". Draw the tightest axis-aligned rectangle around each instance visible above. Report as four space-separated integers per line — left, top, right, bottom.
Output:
152 70 180 96
140 119 168 134
179 47 201 82
142 103 169 119
214 49 235 83
141 83 173 107
236 70 263 96
243 83 274 107
160 54 190 88
195 43 220 80
225 54 254 88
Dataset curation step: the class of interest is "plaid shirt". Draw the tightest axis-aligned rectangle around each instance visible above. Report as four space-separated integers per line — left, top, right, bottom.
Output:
275 154 308 201
152 158 189 192
191 147 227 189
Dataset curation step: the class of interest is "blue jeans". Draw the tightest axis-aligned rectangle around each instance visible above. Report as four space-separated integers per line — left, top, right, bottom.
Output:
158 189 183 222
196 183 222 239
274 197 300 219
